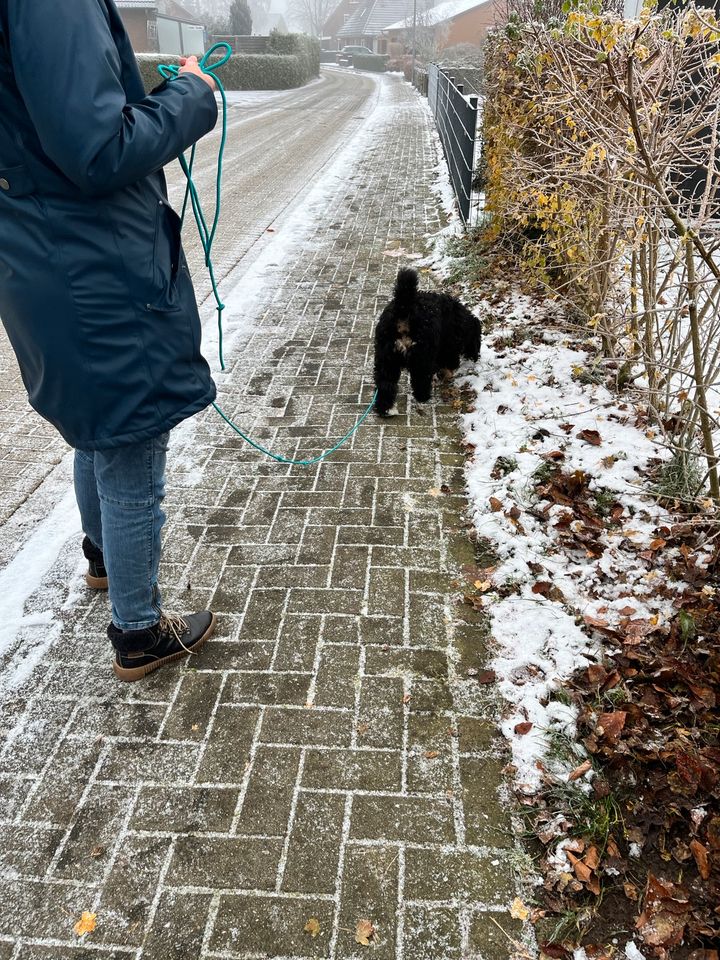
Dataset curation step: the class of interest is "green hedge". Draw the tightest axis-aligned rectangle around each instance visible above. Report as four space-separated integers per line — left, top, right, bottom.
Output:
136 33 319 93
268 31 320 82
352 54 388 72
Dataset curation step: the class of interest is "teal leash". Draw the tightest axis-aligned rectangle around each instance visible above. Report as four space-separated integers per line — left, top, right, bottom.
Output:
159 43 230 366
159 46 378 466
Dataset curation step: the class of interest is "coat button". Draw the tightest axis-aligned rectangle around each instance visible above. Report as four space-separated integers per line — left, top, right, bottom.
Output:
0 179 9 191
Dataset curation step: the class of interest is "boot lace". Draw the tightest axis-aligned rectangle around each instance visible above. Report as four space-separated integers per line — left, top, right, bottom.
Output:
158 612 197 655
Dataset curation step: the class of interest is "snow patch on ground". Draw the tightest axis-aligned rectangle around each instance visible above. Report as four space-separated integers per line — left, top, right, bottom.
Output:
459 292 682 793
0 486 80 698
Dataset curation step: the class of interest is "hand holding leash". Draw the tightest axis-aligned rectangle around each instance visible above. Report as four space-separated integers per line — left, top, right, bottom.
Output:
179 56 217 91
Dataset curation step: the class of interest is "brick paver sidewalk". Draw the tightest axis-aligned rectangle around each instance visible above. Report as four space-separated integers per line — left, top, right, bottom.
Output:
0 76 521 959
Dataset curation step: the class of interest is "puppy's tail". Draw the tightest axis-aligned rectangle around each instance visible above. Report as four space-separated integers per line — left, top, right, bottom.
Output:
394 268 419 310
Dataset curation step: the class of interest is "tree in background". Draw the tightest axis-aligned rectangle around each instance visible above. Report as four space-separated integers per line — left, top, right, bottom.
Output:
249 0 272 33
229 0 253 34
288 0 339 37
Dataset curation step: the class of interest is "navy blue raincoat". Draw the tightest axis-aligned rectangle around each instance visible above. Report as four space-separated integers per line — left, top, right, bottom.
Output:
0 0 218 450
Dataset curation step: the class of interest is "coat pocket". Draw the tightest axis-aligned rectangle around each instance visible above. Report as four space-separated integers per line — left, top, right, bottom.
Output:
148 200 183 313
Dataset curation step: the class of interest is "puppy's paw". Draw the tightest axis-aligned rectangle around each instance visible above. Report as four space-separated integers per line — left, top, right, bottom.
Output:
385 405 400 417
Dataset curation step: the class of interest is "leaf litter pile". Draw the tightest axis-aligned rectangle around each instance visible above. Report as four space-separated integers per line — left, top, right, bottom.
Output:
452 270 719 959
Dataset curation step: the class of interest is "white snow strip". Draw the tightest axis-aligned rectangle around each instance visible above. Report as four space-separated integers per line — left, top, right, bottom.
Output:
0 486 80 694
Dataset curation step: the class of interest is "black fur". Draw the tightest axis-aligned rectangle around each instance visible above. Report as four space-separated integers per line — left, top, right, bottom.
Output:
373 268 481 416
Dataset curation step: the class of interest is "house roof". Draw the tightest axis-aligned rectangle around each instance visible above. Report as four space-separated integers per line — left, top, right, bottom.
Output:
383 0 492 31
115 0 203 23
337 0 415 39
158 0 203 23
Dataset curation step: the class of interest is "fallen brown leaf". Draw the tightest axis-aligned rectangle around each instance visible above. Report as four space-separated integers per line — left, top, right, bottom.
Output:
578 428 602 445
304 918 321 938
475 670 496 684
73 912 97 937
690 839 710 880
568 760 592 781
355 919 376 946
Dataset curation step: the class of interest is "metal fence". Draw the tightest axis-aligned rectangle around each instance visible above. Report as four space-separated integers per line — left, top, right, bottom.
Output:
417 64 482 225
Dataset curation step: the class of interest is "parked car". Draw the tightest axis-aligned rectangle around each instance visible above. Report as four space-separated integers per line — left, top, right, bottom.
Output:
336 45 373 66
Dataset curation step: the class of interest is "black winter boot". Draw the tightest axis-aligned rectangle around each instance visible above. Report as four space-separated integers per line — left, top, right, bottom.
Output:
108 611 216 682
82 536 108 590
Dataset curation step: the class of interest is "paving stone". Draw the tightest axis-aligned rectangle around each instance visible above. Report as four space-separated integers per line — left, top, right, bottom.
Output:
336 844 399 959
235 746 301 836
0 880 95 938
364 648 449 681
0 776 35 820
468 911 525 959
225 670 312 706
53 784 134 882
260 707 353 747
99 741 200 785
71 701 166 739
453 621 491 675
0 825 64 877
141 890 213 959
408 593 448 647
274 614 323 671
0 700 75 775
160 671 223 741
407 678 453 713
93 834 171 945
407 713 454 794
357 676 404 750
288 587 364 616
303 749 402 793
461 758 514 847
322 615 359 645
256 563 329 588
331 545 369 589
131 786 238 833
297 525 337 565
282 792 345 893
16 947 128 960
368 567 406 617
198 638 274 671
168 836 283 888
457 716 500 755
210 894 334 956
196 705 259 783
359 615 404 646
312 644 360 708
208 566 255 613
403 905 463 960
404 849 515 904
240 588 287 641
351 796 455 844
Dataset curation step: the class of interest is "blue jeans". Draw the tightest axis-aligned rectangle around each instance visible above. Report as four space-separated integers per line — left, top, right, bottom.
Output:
73 433 169 631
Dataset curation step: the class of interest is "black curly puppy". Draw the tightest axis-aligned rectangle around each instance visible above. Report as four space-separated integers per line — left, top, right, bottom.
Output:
373 268 481 416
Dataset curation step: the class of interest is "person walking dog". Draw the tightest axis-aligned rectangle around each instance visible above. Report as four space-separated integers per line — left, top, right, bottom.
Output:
0 0 219 680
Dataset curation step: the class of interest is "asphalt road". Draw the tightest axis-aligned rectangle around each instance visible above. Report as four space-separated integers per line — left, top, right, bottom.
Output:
0 67 378 530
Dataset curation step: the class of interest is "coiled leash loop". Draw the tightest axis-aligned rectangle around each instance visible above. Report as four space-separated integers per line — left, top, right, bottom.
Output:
159 46 378 465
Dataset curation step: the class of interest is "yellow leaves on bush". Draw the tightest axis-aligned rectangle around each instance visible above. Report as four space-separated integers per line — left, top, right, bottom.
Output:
582 143 607 171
